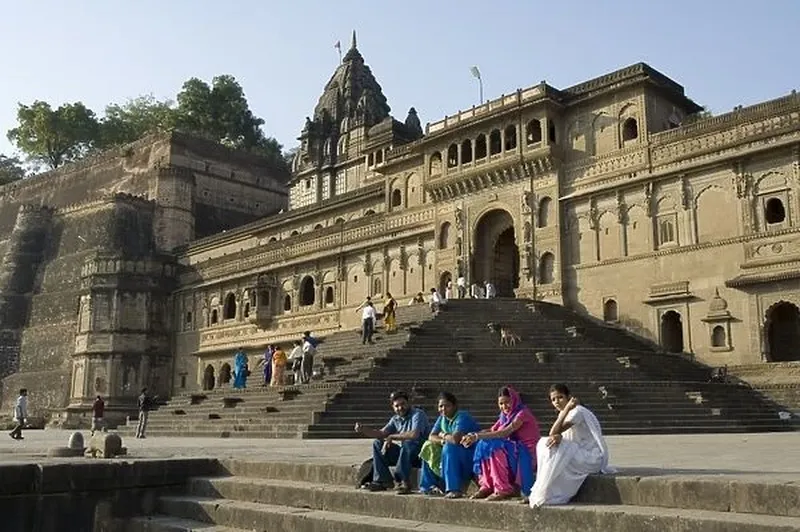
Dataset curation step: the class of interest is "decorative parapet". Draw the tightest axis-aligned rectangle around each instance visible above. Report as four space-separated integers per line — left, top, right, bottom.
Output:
564 145 647 185
181 206 436 284
56 192 154 216
81 254 176 280
644 280 693 304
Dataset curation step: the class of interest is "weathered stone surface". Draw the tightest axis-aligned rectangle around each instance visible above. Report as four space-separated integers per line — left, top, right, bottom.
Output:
85 432 123 458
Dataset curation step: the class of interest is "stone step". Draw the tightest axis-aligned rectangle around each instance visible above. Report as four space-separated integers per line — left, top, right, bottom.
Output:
157 496 501 532
125 515 244 532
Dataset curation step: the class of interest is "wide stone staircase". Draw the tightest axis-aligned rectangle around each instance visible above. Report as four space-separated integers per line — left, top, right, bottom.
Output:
307 298 792 436
121 298 794 438
121 458 800 531
117 303 436 438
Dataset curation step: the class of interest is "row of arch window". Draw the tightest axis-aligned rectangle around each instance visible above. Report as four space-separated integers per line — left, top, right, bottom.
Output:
601 300 728 351
432 119 557 172
264 211 380 242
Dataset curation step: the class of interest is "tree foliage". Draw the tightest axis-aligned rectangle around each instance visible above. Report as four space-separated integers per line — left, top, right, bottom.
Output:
0 154 26 184
99 95 176 148
7 101 99 169
6 74 288 173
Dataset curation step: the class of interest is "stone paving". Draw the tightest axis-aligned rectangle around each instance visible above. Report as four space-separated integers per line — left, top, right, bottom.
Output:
1 429 798 483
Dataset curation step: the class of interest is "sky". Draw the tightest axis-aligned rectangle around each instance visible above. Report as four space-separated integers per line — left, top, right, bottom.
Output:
0 0 798 159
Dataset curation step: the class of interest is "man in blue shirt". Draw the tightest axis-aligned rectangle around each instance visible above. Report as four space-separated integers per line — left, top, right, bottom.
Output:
355 390 429 494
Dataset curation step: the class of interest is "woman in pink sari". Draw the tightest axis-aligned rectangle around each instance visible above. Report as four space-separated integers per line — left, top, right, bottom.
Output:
461 386 540 501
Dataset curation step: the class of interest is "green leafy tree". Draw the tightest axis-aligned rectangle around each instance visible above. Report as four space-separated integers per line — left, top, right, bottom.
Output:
0 154 26 184
99 95 177 148
6 101 99 169
174 75 286 171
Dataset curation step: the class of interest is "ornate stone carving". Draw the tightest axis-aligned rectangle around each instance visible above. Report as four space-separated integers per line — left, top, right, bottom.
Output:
588 200 599 231
644 182 654 216
521 191 533 214
399 246 408 271
454 206 464 232
680 175 692 210
382 248 390 270
364 251 373 275
616 192 627 224
732 161 754 199
291 274 301 291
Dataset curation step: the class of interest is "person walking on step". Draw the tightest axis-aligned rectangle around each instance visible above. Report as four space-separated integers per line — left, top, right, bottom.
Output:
529 383 614 508
484 281 497 299
288 341 304 384
301 331 318 383
8 388 28 440
355 390 430 495
383 293 398 334
270 345 288 386
361 301 377 344
135 387 154 439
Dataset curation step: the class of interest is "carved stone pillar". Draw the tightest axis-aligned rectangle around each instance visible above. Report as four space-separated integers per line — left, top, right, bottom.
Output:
617 193 628 257
588 200 600 262
679 175 697 245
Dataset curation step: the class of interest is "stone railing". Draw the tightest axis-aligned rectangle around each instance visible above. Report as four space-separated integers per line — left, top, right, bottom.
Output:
564 145 648 184
184 207 435 283
426 85 545 135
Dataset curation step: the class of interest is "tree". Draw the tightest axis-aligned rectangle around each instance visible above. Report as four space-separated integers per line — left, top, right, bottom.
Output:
99 95 177 148
0 154 26 184
7 101 99 169
174 75 286 170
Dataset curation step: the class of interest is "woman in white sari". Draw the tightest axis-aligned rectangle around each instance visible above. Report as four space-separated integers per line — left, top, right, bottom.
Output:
529 384 614 508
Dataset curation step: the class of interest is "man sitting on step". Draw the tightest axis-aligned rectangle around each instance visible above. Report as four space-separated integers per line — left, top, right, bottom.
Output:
355 390 430 494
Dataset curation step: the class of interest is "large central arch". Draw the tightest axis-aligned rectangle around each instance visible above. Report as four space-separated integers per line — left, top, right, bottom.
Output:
472 208 519 297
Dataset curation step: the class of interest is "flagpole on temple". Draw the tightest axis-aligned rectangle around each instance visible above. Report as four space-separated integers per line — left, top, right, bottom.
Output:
334 40 342 64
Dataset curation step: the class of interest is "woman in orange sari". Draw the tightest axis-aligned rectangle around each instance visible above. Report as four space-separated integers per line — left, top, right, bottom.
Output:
383 292 398 333
270 344 288 386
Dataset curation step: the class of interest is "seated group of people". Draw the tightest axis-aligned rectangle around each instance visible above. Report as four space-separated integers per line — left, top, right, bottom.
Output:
354 384 612 507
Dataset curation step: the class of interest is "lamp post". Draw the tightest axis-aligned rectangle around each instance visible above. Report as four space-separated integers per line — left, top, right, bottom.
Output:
470 66 484 104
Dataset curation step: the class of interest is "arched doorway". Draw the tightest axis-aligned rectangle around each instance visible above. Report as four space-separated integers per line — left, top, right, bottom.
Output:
660 310 684 353
439 271 452 295
219 363 232 385
203 365 216 390
473 209 519 297
766 302 800 362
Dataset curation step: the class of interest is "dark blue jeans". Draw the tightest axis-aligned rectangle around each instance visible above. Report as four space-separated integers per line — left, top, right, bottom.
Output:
372 439 421 484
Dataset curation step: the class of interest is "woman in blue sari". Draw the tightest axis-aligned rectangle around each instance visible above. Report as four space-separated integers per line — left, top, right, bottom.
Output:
419 392 481 499
232 348 248 389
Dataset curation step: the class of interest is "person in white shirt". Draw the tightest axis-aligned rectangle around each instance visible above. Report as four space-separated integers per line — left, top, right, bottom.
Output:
484 281 497 299
301 331 318 383
9 388 28 440
445 280 454 300
288 341 304 384
355 296 372 312
361 302 378 344
430 288 444 314
457 276 467 299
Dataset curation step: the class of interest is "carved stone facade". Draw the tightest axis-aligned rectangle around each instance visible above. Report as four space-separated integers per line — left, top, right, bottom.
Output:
3 48 800 421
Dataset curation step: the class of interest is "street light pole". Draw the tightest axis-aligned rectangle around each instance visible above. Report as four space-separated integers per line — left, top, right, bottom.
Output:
470 66 484 104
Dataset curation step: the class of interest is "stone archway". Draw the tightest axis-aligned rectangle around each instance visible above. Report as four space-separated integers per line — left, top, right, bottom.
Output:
203 364 216 391
219 363 232 386
765 301 800 362
473 209 519 297
439 271 452 295
660 310 684 353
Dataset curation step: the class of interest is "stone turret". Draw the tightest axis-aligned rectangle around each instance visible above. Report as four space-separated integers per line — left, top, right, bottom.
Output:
153 164 196 251
0 204 53 380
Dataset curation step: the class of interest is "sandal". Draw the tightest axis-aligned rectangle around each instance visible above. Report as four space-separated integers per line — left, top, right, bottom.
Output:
360 482 390 492
470 488 493 500
486 491 515 501
444 491 463 499
420 487 444 497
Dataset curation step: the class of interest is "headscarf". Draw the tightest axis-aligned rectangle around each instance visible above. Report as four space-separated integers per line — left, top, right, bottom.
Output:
493 386 525 430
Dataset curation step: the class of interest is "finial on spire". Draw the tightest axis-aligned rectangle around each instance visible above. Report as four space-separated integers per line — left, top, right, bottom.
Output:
351 30 357 50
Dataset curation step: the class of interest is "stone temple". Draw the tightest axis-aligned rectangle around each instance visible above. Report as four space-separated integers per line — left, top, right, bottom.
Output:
1 34 799 426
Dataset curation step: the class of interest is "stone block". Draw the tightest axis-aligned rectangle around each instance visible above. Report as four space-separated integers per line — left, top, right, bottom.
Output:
84 432 123 459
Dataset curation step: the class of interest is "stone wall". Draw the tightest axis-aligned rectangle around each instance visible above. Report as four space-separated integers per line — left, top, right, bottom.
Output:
0 458 220 532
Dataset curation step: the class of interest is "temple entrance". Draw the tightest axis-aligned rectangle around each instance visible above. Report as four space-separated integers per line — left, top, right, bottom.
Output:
473 209 519 297
660 310 684 353
203 364 216 391
766 302 800 362
439 271 452 295
219 363 232 385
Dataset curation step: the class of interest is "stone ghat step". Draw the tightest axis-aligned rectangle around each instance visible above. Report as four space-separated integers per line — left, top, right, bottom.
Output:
156 497 501 532
125 515 244 532
201 463 800 518
143 474 800 532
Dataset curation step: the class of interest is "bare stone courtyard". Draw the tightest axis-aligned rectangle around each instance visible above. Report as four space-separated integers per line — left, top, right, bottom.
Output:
2 430 798 481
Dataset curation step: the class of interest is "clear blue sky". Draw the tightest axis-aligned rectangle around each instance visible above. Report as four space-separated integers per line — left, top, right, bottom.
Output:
1 0 797 158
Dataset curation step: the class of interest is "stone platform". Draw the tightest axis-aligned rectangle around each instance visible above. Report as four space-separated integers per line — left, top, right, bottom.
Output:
1 430 799 531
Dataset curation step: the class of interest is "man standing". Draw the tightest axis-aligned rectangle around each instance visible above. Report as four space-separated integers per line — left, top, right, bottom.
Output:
301 331 318 384
456 275 467 299
354 390 429 494
8 388 28 440
136 387 153 439
361 302 377 344
91 395 105 434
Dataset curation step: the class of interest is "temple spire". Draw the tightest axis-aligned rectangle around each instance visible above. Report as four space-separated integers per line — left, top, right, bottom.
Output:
351 30 357 50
